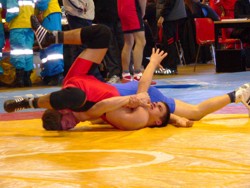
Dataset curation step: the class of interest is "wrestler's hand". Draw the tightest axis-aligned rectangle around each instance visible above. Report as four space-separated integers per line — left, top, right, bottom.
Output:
169 114 193 128
173 117 194 128
125 92 150 108
149 48 168 68
136 92 151 107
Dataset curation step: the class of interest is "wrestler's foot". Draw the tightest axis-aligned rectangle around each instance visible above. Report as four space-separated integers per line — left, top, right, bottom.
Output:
4 97 32 113
30 15 56 49
235 83 250 116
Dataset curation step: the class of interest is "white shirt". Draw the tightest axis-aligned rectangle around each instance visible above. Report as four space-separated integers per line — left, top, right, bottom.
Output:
62 0 95 20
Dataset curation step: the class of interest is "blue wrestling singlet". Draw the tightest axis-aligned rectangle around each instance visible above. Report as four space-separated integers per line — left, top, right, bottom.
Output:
111 81 176 113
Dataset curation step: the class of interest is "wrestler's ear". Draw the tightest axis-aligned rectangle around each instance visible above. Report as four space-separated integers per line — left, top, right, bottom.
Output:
155 120 162 126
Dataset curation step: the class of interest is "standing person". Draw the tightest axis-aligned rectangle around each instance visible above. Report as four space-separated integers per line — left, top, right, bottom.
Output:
209 0 222 15
35 0 64 86
156 0 165 19
215 0 237 18
0 0 5 74
62 0 94 72
231 0 250 42
94 0 123 84
6 0 35 87
231 0 250 69
155 0 187 75
117 0 147 83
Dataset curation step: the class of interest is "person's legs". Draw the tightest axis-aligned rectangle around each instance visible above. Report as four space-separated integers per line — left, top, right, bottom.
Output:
174 95 231 120
102 22 122 82
133 31 146 80
174 83 250 120
121 33 134 82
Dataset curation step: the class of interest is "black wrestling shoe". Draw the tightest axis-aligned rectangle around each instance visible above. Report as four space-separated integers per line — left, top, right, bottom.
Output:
30 15 56 49
4 97 31 113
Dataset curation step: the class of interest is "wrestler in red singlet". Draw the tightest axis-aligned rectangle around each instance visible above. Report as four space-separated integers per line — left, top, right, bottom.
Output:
63 58 120 111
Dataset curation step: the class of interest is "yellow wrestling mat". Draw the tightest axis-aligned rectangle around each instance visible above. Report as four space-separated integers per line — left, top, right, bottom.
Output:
0 114 249 187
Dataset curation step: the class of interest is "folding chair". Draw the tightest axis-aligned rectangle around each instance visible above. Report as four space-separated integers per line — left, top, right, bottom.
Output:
193 18 216 72
194 18 242 72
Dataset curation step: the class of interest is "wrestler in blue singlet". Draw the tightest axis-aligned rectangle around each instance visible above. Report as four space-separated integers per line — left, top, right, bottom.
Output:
111 81 176 113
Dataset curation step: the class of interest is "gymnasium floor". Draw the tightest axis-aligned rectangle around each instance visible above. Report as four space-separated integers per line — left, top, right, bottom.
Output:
0 64 250 187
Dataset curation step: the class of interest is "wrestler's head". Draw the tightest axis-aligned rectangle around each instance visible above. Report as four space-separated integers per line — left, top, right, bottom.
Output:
148 102 171 128
42 109 79 131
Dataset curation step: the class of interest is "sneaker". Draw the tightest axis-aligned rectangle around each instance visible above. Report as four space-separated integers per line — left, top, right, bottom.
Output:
107 75 120 84
133 72 143 82
133 72 157 85
121 73 132 83
30 15 55 49
235 83 250 115
154 68 177 75
4 97 32 113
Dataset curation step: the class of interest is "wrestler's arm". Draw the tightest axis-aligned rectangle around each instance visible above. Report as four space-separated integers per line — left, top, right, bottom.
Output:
137 48 167 93
136 48 194 126
84 93 150 119
169 114 194 128
105 106 149 130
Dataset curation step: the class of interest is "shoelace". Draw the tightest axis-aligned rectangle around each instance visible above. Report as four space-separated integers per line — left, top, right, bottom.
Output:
13 97 26 112
35 25 47 49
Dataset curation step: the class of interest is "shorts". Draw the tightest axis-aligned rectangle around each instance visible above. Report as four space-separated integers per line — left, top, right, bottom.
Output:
117 0 144 33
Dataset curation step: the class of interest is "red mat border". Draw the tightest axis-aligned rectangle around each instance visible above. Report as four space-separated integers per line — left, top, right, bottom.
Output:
0 111 43 121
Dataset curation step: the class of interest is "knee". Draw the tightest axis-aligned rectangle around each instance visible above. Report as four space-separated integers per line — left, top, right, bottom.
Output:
50 87 86 110
81 24 111 48
135 36 146 48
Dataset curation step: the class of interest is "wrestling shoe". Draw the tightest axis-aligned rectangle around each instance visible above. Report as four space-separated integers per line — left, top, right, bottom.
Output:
4 97 32 113
235 83 250 116
30 15 55 49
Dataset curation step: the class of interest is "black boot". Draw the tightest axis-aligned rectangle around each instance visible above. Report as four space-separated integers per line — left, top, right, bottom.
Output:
12 69 25 87
30 15 56 49
4 97 32 113
23 70 33 87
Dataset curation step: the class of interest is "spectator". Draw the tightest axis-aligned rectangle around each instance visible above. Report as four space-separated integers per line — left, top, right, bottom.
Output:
94 0 123 83
62 0 95 61
62 0 103 81
156 0 165 19
145 0 157 41
155 0 187 75
117 0 147 83
6 0 35 87
231 0 250 42
143 1 158 68
181 0 219 64
215 0 237 18
231 0 250 69
35 0 64 86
